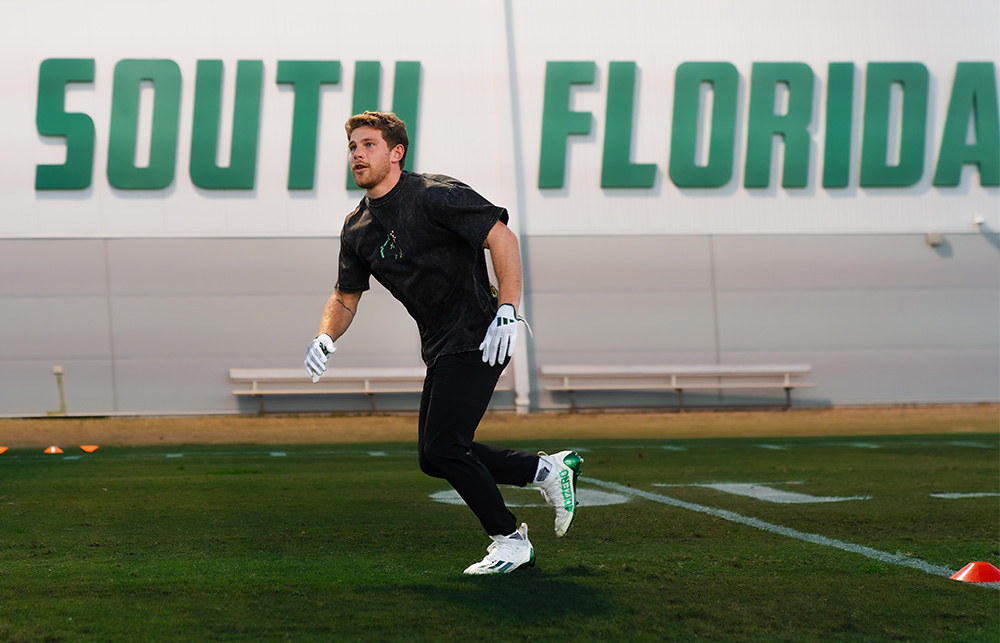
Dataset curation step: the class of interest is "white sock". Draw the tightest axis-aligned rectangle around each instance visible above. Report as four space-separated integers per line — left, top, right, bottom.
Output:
533 455 553 484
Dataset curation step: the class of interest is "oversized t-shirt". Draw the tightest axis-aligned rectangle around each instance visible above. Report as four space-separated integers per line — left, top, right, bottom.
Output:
336 171 509 365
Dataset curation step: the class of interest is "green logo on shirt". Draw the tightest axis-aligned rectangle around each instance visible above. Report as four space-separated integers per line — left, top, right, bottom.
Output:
380 230 402 261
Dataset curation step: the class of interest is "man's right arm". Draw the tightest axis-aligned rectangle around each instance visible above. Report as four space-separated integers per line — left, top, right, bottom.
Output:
319 289 362 342
305 289 362 381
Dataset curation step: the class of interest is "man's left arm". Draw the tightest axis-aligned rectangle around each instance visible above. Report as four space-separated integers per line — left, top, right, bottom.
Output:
480 221 525 365
484 221 522 309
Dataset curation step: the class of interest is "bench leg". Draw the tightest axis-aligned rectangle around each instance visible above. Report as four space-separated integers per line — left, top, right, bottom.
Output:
366 393 375 415
676 388 684 411
784 387 792 410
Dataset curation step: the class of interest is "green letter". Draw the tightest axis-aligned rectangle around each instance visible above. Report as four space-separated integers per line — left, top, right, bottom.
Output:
35 58 95 190
348 62 380 190
190 60 264 190
391 61 421 166
933 62 999 187
823 63 855 188
601 62 656 188
860 62 929 187
668 62 738 188
538 61 595 189
347 61 421 189
277 61 340 190
107 59 181 190
745 62 814 188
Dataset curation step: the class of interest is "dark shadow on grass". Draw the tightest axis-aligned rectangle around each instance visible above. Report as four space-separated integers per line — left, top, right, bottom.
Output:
360 567 613 623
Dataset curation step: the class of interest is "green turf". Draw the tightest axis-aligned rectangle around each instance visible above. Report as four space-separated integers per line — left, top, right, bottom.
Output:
1 434 998 642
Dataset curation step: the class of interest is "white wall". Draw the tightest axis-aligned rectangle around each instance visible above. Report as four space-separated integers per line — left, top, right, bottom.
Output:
2 233 995 415
509 0 999 235
1 1 519 238
0 0 997 415
1 0 996 240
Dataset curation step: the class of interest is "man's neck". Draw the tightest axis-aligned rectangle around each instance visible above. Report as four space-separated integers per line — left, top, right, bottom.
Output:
366 168 403 199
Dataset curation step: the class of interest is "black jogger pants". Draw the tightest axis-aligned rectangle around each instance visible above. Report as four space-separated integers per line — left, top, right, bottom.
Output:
417 351 538 536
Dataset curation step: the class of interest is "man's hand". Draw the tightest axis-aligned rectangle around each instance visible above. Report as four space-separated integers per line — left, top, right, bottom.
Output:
305 334 335 382
480 304 519 366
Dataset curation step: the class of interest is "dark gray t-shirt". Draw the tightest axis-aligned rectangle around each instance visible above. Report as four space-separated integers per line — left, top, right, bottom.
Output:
336 171 509 365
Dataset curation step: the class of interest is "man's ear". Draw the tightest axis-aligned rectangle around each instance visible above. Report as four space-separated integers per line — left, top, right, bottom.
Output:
391 145 405 164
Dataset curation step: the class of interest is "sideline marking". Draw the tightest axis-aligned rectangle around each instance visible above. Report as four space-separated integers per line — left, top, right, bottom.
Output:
930 492 1000 499
584 477 997 589
4 438 994 464
653 482 871 504
0 448 420 462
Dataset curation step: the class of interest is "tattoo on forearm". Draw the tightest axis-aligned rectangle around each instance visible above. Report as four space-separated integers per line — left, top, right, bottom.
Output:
335 298 356 318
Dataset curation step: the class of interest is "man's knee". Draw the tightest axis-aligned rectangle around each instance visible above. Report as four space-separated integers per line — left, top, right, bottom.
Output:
418 451 445 478
420 440 469 478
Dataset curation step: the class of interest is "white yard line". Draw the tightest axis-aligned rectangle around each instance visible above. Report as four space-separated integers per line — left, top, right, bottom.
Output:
584 477 999 590
684 482 870 504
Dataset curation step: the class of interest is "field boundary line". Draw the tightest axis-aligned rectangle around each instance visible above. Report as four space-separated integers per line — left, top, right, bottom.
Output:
584 477 1000 590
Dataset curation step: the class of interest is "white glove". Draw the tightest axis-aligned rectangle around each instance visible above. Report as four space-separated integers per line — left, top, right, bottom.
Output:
480 304 520 367
304 333 335 382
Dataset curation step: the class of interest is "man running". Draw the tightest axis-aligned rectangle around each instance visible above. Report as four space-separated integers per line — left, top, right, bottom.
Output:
304 111 582 574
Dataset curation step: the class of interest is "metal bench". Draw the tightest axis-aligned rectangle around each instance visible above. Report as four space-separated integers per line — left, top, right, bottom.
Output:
230 367 513 413
539 364 815 411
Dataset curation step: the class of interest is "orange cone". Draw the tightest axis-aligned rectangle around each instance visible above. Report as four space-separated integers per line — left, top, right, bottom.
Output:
80 445 99 453
44 446 63 454
0 446 8 454
951 562 1000 583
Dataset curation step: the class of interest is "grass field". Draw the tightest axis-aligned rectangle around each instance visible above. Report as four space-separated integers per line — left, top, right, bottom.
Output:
1 408 998 641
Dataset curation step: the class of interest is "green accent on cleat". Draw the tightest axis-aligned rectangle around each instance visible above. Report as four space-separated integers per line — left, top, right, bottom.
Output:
537 450 584 538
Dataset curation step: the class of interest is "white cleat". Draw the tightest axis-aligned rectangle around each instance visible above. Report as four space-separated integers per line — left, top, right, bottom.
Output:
535 451 583 537
463 522 535 575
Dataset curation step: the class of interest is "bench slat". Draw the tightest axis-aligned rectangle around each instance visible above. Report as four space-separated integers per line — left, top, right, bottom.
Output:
230 366 513 413
540 364 811 378
544 382 816 392
229 368 512 395
230 367 427 382
539 363 813 411
233 388 424 396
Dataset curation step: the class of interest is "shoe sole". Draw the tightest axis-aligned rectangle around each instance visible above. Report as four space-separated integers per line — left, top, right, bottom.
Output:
463 549 535 575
